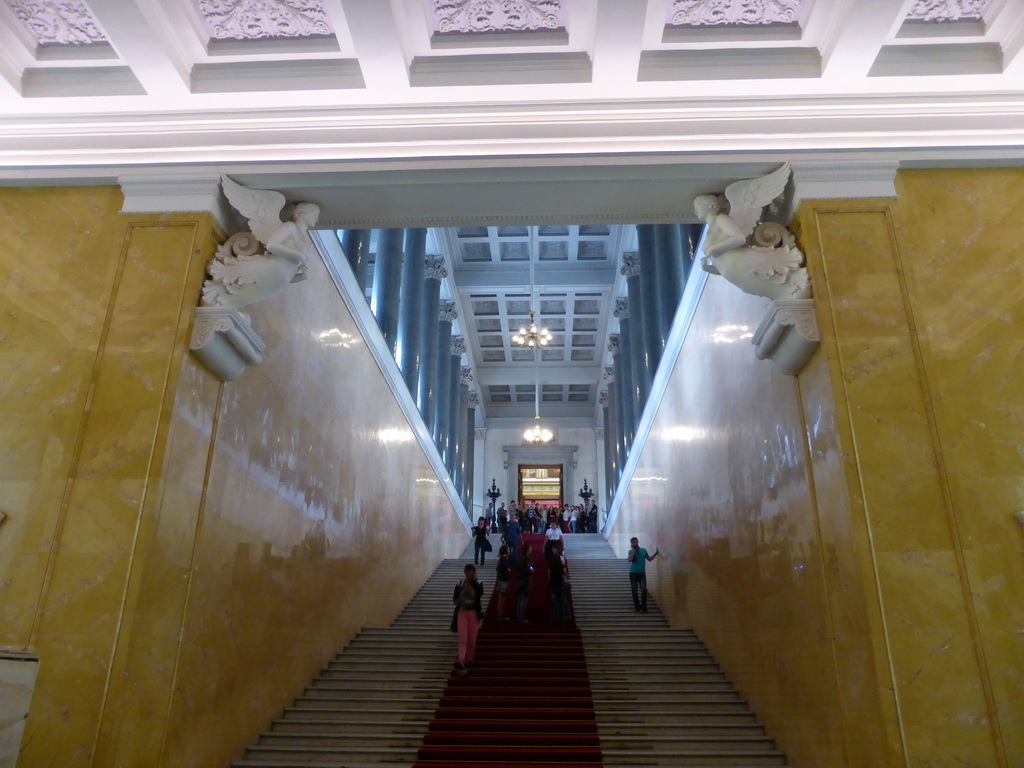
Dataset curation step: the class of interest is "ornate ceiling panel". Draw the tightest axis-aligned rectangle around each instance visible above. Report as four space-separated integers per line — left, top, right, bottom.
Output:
191 0 333 41
432 0 564 35
905 0 992 23
5 0 107 45
667 0 804 27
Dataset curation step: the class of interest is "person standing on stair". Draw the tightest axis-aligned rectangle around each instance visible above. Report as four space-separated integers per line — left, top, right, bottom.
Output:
627 537 659 613
473 516 490 566
505 512 522 569
453 564 484 675
515 543 533 624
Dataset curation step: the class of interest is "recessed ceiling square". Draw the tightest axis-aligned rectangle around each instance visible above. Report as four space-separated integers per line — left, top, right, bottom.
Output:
539 241 568 260
462 242 492 261
473 299 500 315
500 242 530 261
578 241 607 260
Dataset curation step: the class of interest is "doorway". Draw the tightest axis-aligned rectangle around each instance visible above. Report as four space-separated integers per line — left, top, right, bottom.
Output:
519 465 563 508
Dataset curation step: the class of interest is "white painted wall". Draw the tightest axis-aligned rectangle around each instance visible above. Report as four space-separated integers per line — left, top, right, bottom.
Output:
480 427 601 512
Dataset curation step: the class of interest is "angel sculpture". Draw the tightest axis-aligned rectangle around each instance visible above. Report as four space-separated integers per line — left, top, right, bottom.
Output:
693 162 811 302
201 176 320 310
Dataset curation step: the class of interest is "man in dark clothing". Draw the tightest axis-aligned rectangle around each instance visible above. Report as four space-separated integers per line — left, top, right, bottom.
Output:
505 514 522 569
516 543 533 624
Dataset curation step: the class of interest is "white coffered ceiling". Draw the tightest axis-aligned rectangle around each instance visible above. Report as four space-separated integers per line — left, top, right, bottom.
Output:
3 0 1023 430
1 0 1022 172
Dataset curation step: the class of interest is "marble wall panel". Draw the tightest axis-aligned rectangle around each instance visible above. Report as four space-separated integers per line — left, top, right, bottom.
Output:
793 174 1021 765
891 169 1024 762
0 187 125 646
14 215 209 768
607 276 869 766
148 237 465 767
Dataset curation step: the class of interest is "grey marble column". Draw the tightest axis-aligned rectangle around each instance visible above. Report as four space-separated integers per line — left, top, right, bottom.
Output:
417 257 446 426
654 224 686 338
453 377 469 498
432 301 457 451
680 223 703 275
465 393 478 513
601 386 616 506
371 228 404 355
621 254 650 413
609 328 634 465
397 228 427 394
445 344 466 475
341 229 371 297
636 225 664 373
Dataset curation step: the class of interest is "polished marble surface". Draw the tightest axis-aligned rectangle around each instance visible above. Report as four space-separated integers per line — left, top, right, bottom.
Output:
1 187 464 767
608 168 1023 767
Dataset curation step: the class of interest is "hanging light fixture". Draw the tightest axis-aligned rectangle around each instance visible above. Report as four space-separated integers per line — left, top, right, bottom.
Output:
523 347 554 444
511 240 551 348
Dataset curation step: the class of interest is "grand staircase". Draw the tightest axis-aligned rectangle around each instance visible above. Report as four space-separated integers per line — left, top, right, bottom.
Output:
232 533 788 767
564 535 788 766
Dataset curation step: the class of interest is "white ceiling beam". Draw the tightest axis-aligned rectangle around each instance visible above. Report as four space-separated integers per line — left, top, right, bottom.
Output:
86 0 190 96
476 366 601 387
817 0 915 79
334 0 409 91
455 266 617 290
591 0 646 85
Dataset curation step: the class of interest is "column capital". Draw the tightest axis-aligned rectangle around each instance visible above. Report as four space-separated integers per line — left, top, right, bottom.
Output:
607 334 620 354
451 335 467 356
460 365 473 383
599 390 609 406
603 365 614 380
468 390 480 408
613 299 629 320
620 252 640 278
439 300 458 322
787 161 899 217
425 255 448 280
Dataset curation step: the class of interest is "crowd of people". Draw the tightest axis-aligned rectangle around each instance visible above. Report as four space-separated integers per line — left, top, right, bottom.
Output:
454 506 658 677
484 498 599 540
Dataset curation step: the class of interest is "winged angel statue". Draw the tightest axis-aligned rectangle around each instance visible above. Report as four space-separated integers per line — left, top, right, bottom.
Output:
201 176 320 310
693 163 810 302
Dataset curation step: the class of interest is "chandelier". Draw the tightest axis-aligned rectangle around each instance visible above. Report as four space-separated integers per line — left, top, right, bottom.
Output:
523 419 554 444
523 345 554 444
512 310 552 347
511 241 551 347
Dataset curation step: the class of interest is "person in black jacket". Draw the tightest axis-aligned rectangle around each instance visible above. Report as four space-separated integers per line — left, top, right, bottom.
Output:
453 564 483 675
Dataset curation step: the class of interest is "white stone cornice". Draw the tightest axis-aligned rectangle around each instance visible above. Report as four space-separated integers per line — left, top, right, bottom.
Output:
118 173 235 232
786 161 899 217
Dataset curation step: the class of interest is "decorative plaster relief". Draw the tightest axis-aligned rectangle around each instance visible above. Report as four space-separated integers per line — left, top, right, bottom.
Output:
668 0 803 27
5 0 107 45
192 0 333 41
189 307 266 381
433 0 564 34
905 0 990 22
751 299 819 375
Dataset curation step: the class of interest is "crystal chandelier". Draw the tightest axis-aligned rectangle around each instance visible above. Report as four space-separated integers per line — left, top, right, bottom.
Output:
524 419 554 444
512 310 552 348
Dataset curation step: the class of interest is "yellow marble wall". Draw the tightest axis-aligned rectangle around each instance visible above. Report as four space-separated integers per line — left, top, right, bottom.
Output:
608 168 1023 766
796 169 1023 765
0 186 466 767
607 275 895 766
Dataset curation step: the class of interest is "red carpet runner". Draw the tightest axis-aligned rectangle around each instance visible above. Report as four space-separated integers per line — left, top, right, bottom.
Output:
413 533 603 768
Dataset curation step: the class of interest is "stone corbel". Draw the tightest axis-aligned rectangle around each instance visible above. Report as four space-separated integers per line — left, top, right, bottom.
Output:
190 307 266 382
752 299 819 376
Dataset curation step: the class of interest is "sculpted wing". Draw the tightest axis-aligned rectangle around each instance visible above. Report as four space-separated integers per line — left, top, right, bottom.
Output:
221 175 287 246
722 162 791 238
